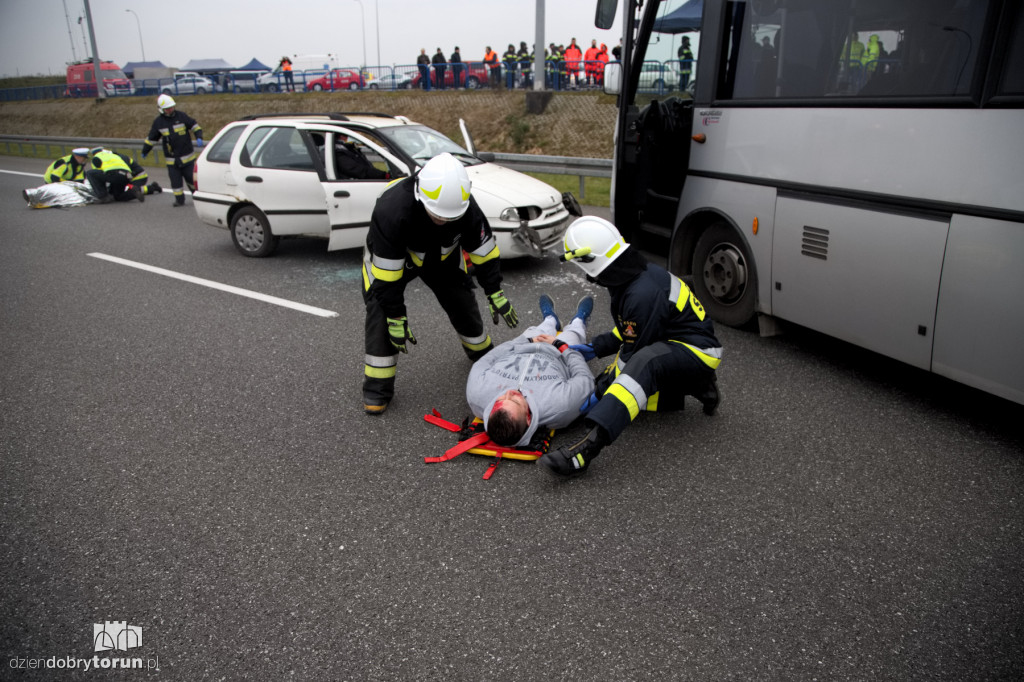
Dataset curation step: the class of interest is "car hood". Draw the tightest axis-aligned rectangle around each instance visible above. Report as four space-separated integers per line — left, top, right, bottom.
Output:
466 162 561 212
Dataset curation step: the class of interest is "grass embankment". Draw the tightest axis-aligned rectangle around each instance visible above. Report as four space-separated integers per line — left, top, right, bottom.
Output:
0 89 616 204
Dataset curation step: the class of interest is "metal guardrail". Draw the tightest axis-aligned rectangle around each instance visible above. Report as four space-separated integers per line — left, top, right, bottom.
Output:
0 134 613 197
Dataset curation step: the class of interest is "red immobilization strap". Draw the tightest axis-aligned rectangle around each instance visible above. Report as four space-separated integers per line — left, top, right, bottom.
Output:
424 411 460 432
424 432 490 464
482 453 503 480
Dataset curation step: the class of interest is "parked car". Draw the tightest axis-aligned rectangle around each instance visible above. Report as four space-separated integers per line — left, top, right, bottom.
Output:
410 63 490 89
162 75 216 95
65 60 135 97
369 72 415 90
192 113 575 259
305 69 366 91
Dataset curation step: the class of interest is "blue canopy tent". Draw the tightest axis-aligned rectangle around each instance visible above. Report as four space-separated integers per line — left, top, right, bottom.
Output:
652 0 703 33
237 58 271 72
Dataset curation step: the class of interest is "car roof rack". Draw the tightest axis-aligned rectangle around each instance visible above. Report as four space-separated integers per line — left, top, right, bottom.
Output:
239 112 398 122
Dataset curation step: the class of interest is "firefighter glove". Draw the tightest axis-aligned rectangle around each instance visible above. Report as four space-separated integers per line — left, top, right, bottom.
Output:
569 343 596 361
487 289 519 328
387 316 416 353
195 138 205 147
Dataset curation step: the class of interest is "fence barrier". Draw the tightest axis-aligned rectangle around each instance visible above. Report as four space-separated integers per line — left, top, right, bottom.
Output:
0 134 612 198
0 60 696 101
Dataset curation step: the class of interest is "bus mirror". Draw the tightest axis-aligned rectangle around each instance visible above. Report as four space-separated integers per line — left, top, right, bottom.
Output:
603 62 622 95
595 0 618 30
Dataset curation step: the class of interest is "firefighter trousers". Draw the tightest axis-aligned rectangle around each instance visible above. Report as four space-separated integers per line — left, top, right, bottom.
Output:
362 261 493 404
166 160 196 197
587 340 717 443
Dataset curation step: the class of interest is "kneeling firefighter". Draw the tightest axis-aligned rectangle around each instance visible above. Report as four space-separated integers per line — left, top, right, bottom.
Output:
539 216 724 476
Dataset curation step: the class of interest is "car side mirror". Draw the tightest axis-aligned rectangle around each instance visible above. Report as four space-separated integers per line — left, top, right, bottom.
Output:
476 151 495 162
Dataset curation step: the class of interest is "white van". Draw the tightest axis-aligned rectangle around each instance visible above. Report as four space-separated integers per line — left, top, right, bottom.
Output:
257 55 340 92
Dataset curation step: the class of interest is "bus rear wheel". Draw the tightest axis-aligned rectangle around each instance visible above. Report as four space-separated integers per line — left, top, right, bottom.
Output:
692 222 756 328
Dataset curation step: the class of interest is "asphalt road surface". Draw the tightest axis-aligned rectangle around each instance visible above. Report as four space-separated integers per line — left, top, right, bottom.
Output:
2 157 1022 681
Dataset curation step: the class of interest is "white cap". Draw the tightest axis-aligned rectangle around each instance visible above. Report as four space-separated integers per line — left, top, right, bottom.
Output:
72 147 90 156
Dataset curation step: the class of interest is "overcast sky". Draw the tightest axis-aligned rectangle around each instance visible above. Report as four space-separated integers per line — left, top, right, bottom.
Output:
0 0 632 78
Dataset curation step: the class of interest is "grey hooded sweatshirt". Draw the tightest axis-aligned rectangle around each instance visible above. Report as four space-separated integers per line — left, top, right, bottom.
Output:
467 330 595 448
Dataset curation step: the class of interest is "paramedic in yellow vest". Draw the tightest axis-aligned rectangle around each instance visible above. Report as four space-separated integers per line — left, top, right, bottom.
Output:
44 148 90 184
865 34 882 73
85 148 143 203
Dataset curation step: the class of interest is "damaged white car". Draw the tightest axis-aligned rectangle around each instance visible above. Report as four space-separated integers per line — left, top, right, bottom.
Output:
192 113 579 258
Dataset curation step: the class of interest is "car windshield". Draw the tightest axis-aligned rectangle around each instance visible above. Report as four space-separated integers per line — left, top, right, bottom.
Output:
374 124 480 166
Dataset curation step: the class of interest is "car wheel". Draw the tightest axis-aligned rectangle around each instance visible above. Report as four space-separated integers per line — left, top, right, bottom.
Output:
266 83 278 93
196 87 207 95
465 76 480 89
161 88 172 95
349 82 359 90
691 222 756 327
369 83 379 90
312 83 324 91
230 206 279 258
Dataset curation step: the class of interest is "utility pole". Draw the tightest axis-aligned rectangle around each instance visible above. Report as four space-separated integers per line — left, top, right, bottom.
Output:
83 0 105 99
534 0 545 91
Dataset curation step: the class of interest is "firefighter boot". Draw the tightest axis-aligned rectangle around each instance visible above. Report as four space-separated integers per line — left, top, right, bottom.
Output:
173 193 186 207
147 182 163 195
538 426 607 477
363 399 390 416
694 377 720 416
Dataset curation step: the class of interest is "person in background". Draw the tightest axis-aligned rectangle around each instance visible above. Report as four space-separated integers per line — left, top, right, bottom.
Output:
432 48 448 90
678 36 694 90
85 148 143 204
417 48 432 91
450 46 464 89
584 39 600 86
564 38 583 88
539 216 723 477
360 153 519 415
612 39 622 61
43 148 89 184
141 94 203 207
467 295 595 447
91 147 162 198
517 42 532 89
503 44 518 89
483 46 500 88
279 56 294 92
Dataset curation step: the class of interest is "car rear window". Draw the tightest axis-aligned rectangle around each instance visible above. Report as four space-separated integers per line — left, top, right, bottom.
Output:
205 125 246 164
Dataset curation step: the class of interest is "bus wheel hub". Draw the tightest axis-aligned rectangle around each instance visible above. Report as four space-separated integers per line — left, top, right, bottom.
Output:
703 247 747 302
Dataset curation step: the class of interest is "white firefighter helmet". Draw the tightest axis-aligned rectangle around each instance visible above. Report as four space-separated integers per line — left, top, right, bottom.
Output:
561 216 630 277
157 94 176 113
415 152 471 221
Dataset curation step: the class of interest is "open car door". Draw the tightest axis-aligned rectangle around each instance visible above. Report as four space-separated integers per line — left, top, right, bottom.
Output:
315 127 410 252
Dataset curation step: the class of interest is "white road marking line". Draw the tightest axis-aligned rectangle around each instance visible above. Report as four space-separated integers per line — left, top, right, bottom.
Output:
1 170 45 178
87 253 339 318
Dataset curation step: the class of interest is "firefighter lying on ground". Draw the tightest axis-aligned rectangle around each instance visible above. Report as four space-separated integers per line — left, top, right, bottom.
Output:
466 294 596 447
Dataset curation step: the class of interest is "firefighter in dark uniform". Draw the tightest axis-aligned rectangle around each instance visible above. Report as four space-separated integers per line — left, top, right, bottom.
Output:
44 147 90 183
85 148 144 203
141 94 203 206
539 216 723 476
361 152 519 415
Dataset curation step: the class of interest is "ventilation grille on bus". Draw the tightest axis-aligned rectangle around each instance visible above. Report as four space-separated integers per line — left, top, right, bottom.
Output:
801 226 829 260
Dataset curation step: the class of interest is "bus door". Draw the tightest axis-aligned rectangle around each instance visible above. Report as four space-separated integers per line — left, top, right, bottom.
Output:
770 197 949 370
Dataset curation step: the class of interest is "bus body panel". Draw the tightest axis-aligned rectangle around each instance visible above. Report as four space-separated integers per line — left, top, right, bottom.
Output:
771 197 948 370
689 108 1024 216
932 215 1024 403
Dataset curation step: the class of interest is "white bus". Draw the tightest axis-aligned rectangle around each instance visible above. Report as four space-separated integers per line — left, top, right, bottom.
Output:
597 0 1024 404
